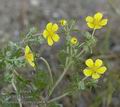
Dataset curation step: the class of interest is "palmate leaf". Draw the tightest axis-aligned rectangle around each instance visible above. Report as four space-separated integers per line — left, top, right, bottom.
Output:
33 70 50 90
0 41 25 69
66 72 82 94
83 31 97 53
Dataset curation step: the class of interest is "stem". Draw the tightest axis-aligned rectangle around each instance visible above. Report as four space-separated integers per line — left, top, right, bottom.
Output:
49 62 72 97
40 57 53 85
76 49 85 58
82 76 88 81
91 28 96 37
11 77 22 107
40 96 47 107
48 92 69 103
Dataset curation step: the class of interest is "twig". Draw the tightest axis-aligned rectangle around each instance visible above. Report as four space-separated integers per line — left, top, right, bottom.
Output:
48 92 69 103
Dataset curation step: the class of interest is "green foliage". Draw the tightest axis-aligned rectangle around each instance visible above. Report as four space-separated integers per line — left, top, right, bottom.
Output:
22 27 45 45
0 19 109 107
83 31 96 53
0 41 25 70
33 70 50 90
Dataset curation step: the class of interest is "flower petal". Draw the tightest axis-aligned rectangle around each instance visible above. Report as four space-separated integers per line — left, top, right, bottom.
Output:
97 66 107 74
100 19 108 26
83 69 93 76
29 61 35 67
52 24 59 32
86 16 93 23
94 25 102 29
60 19 67 26
27 53 34 61
47 36 53 46
95 59 103 67
52 34 60 42
25 47 35 68
46 22 53 30
70 37 78 45
87 23 94 29
43 30 49 38
25 45 30 54
85 59 94 67
92 73 100 79
94 12 103 21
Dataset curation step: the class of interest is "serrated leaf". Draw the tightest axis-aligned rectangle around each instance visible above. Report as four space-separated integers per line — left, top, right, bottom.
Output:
33 70 50 90
78 81 85 90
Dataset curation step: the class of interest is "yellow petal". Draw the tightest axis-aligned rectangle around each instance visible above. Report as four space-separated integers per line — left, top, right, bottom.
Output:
94 25 102 29
52 34 60 42
52 24 59 32
25 53 35 67
47 36 53 46
100 19 108 26
46 22 53 30
29 61 35 67
27 53 34 61
94 12 103 21
25 45 30 54
95 59 103 67
85 59 94 67
70 37 78 45
87 23 94 29
43 30 49 38
60 20 67 26
86 16 93 23
92 73 100 79
97 66 107 74
83 69 93 76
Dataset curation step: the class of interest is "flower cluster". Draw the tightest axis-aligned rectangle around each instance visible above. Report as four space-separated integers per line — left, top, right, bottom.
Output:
0 11 110 107
24 12 108 80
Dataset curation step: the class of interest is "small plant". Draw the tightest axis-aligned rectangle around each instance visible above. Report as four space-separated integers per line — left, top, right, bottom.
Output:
0 12 108 107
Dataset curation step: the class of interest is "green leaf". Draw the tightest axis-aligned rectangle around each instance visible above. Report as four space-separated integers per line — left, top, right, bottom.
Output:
83 31 97 53
4 72 13 82
78 81 85 90
33 70 50 90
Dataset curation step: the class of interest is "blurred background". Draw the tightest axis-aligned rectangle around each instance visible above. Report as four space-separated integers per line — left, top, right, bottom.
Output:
0 0 120 107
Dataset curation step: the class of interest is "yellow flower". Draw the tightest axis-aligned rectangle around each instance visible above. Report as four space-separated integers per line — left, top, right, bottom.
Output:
25 45 35 67
60 19 67 26
83 59 107 79
43 22 60 46
86 12 108 29
70 37 78 45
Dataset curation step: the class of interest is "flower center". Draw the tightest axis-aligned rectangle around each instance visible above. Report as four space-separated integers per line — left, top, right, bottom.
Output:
93 19 101 26
90 66 99 73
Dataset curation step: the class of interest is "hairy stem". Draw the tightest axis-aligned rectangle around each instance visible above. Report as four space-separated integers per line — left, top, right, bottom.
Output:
92 28 96 37
48 92 69 103
11 77 22 107
49 61 72 97
40 57 54 85
82 76 88 81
